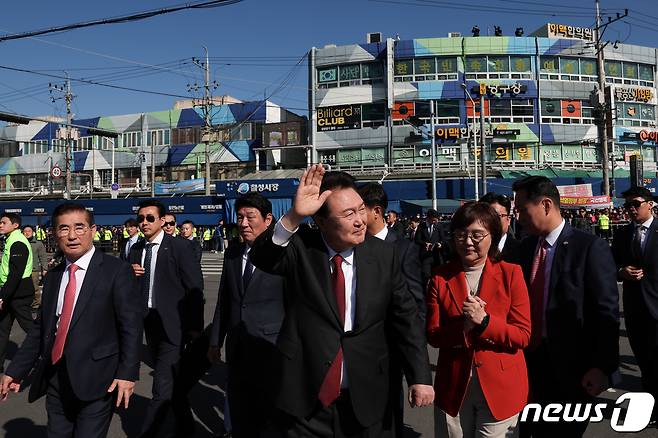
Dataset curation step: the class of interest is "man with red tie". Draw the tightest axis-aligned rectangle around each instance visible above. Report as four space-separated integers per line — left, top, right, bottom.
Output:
0 203 143 438
513 177 619 437
249 165 433 437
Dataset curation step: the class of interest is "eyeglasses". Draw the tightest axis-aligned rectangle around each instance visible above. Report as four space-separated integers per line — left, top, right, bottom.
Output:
453 231 490 244
137 214 157 223
624 200 650 210
57 225 90 236
163 221 176 227
498 213 512 219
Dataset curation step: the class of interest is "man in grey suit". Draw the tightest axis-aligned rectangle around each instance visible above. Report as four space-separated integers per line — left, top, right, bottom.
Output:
209 193 286 437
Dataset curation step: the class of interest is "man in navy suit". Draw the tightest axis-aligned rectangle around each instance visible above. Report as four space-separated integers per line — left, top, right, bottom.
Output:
612 186 658 424
1 203 143 438
513 176 619 438
209 192 286 437
481 192 522 265
130 200 204 438
358 182 425 437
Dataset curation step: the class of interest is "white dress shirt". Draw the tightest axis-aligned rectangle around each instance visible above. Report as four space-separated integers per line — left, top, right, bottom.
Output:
141 230 164 308
538 219 566 337
273 218 356 388
497 233 508 253
635 216 654 252
374 225 389 241
56 246 96 325
242 245 255 276
125 234 140 258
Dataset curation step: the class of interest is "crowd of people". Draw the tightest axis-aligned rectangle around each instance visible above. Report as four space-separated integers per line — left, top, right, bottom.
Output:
0 165 656 438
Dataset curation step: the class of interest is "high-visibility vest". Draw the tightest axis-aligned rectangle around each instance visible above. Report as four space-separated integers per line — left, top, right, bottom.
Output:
598 214 610 230
0 230 32 286
203 229 211 241
103 229 113 240
94 231 101 241
123 229 129 239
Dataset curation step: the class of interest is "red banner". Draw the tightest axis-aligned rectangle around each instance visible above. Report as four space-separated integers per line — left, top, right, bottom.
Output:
560 195 611 208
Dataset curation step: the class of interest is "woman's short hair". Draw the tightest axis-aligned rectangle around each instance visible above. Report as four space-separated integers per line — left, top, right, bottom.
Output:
450 202 503 261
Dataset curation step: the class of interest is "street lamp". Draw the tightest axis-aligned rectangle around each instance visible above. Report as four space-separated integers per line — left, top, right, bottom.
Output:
462 84 479 201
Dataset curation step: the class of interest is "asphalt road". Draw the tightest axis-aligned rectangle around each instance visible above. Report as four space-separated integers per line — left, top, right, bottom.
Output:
1 252 656 437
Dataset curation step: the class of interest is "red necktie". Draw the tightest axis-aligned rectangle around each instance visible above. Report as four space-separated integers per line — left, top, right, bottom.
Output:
318 254 345 407
528 239 547 348
51 264 80 365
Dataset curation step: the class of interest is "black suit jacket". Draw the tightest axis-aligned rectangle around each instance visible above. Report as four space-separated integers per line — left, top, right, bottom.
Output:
384 229 425 323
415 221 450 266
612 220 658 320
120 236 143 261
179 236 202 263
130 233 204 345
500 233 522 266
210 241 286 361
520 223 619 389
6 250 143 402
250 227 432 427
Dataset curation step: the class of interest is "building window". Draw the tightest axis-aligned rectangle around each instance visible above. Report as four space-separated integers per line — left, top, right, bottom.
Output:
541 99 595 124
361 103 386 128
121 131 142 148
78 136 94 151
172 127 201 145
147 129 170 146
618 103 656 127
605 61 655 87
540 56 597 82
317 62 384 89
394 57 458 82
100 137 116 150
465 55 532 80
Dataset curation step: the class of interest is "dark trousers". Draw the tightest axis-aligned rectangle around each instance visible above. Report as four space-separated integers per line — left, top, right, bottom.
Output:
520 343 590 438
228 341 279 438
140 310 182 438
624 290 658 421
278 392 392 438
46 361 114 438
0 294 34 372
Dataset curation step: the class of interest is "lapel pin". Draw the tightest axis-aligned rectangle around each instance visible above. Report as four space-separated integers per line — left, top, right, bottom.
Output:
563 241 569 246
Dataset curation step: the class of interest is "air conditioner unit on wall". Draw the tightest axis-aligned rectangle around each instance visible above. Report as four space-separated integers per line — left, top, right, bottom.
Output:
367 32 382 44
448 32 462 38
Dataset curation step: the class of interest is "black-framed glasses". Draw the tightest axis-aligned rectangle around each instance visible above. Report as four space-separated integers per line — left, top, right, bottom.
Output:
163 221 176 227
453 231 490 244
498 213 512 219
137 214 157 223
624 200 649 210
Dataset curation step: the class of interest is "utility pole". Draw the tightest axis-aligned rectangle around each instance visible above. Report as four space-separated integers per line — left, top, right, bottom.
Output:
480 93 487 195
430 101 437 210
594 0 628 197
191 47 218 196
50 74 76 199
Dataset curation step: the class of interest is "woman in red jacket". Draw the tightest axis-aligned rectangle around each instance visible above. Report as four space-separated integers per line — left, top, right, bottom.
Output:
427 202 531 437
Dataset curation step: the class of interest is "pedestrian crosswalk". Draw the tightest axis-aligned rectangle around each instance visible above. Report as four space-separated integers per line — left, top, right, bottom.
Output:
201 252 224 277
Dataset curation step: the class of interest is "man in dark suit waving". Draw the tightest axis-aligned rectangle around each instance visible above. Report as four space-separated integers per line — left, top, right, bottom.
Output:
513 176 619 437
250 165 433 437
1 203 143 438
130 200 204 438
208 192 286 437
612 186 658 424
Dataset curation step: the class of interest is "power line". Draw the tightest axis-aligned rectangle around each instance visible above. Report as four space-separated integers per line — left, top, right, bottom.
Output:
0 0 244 43
0 64 190 99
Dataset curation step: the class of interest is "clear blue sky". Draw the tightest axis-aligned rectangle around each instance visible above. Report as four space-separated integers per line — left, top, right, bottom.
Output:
0 0 656 122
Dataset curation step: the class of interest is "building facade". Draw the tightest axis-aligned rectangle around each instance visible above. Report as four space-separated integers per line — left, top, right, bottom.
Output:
0 98 306 194
308 25 658 192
